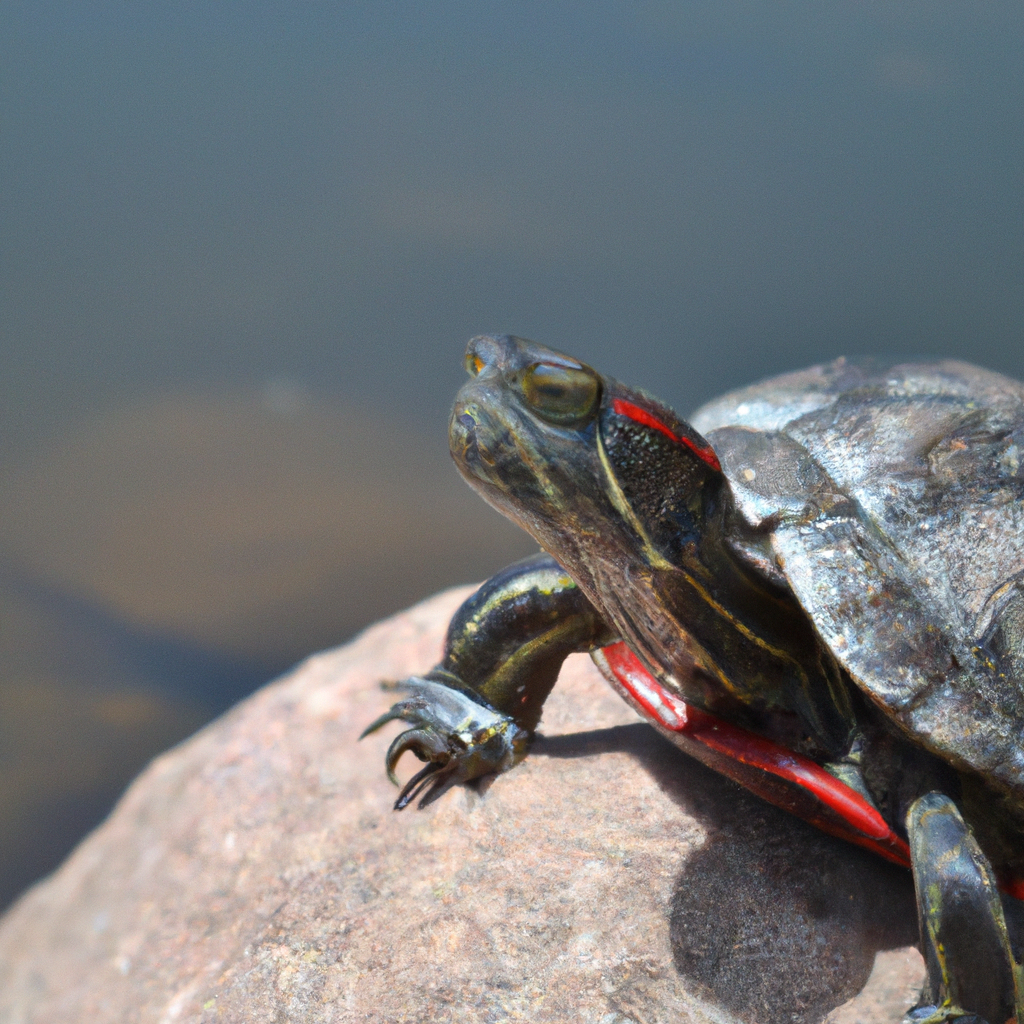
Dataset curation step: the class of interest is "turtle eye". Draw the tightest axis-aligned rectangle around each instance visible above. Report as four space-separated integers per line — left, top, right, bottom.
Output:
465 352 486 377
520 362 600 426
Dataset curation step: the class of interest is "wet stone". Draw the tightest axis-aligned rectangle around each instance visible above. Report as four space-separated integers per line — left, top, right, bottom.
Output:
0 588 925 1023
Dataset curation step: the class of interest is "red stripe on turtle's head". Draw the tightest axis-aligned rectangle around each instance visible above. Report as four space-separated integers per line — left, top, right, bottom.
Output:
611 397 721 472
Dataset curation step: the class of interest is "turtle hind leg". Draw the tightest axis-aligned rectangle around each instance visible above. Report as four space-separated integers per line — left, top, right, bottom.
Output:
904 792 1021 1024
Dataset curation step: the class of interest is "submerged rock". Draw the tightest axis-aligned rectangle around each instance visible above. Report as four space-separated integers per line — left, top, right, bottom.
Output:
0 588 923 1023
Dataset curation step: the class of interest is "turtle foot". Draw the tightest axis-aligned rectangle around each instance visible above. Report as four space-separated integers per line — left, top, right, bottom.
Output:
360 676 530 809
906 792 1021 1024
903 1005 989 1024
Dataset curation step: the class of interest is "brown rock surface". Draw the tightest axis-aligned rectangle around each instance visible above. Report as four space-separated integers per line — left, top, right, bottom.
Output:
0 589 925 1024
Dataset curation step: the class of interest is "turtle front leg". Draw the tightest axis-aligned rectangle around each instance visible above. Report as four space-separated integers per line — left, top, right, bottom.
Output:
361 552 615 809
904 792 1022 1024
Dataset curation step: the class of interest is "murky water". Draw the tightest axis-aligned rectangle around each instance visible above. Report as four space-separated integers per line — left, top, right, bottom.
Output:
1 1 1021 907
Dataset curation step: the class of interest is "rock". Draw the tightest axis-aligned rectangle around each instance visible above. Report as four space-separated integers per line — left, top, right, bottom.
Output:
0 589 925 1024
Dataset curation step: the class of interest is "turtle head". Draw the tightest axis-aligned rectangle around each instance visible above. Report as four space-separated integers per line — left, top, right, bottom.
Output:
450 334 725 580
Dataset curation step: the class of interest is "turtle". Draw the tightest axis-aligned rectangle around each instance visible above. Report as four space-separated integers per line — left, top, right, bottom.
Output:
364 334 1024 1022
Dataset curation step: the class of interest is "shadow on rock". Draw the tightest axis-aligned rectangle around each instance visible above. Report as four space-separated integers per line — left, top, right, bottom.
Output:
535 724 919 1024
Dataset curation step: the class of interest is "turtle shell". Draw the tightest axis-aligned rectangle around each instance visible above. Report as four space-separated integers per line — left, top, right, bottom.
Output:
690 358 1024 807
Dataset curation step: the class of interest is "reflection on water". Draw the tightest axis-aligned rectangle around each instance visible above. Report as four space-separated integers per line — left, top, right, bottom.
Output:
0 567 216 907
0 392 535 908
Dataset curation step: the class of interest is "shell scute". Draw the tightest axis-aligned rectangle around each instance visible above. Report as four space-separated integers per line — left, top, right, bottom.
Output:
694 358 1024 803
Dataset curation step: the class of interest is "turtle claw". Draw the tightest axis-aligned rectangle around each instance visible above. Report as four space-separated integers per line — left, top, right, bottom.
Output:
361 676 530 809
384 726 450 786
394 760 458 810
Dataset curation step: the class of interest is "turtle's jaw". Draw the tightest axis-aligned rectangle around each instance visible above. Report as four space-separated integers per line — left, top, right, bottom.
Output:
449 398 499 486
448 394 521 515
450 399 556 562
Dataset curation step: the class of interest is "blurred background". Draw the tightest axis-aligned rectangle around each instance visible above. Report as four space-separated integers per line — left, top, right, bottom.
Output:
1 1 1021 910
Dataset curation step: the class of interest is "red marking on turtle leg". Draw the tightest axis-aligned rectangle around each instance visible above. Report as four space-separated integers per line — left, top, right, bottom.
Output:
595 642 912 868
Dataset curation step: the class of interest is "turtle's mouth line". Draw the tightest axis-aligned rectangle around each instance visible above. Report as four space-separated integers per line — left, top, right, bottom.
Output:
450 410 499 486
457 413 495 464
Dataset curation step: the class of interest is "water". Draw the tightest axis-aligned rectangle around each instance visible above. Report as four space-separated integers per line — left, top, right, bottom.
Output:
0 0 1021 907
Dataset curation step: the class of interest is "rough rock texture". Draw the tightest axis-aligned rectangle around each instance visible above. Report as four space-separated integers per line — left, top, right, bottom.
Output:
0 588 925 1024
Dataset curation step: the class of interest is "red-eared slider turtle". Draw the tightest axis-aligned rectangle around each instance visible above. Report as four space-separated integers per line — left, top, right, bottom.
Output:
364 335 1024 1022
